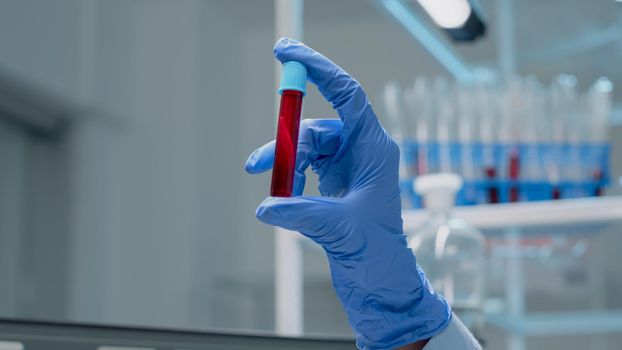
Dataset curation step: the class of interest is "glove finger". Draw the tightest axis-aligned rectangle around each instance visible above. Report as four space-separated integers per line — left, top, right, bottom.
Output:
257 196 364 258
244 119 342 175
245 140 276 174
292 170 306 196
244 140 276 174
295 118 342 175
274 37 382 155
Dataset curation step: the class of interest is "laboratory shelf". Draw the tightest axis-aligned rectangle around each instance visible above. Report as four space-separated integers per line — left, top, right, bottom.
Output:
485 311 622 336
300 196 622 257
402 196 622 231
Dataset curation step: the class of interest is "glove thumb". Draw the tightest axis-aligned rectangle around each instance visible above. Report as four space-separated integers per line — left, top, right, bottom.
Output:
256 196 345 244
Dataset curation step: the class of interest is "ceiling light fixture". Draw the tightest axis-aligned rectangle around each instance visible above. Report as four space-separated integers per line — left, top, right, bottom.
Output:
416 0 486 42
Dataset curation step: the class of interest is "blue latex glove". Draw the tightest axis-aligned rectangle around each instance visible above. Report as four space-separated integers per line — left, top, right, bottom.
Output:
245 38 451 350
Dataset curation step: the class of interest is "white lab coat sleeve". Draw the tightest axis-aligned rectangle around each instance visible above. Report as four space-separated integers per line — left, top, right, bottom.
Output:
422 314 482 350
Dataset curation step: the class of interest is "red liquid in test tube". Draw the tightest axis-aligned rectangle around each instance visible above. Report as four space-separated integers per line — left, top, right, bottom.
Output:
271 90 304 197
485 166 499 204
270 61 307 197
552 187 561 200
592 168 604 197
509 148 520 202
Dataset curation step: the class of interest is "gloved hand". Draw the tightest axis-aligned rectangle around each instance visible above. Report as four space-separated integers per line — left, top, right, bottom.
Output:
245 38 451 350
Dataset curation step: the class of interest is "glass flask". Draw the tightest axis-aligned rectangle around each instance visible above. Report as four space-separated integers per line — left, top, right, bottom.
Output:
408 173 486 332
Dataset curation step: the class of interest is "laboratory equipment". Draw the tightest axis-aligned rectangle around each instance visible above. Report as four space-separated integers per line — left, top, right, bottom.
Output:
250 37 452 350
520 76 547 201
456 84 478 205
547 75 573 199
383 81 414 209
403 77 433 177
413 77 432 177
409 173 486 333
556 75 585 199
586 77 613 197
476 84 499 204
270 60 307 197
500 77 522 202
434 77 456 174
384 74 612 208
400 196 622 350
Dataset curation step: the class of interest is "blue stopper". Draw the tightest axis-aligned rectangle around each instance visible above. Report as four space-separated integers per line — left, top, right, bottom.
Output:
278 61 307 95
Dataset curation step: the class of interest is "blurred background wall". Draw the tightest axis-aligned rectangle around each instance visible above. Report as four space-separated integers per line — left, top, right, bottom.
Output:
0 0 278 330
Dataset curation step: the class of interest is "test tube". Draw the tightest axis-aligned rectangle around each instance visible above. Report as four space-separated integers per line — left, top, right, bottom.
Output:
501 77 523 202
477 86 499 203
589 77 613 143
413 77 431 176
383 82 409 176
383 81 414 209
456 84 477 204
548 75 571 199
561 75 583 198
270 61 307 197
434 77 455 173
521 77 540 178
587 77 613 196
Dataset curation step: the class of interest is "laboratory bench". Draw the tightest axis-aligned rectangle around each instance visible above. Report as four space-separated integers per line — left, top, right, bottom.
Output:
0 318 355 350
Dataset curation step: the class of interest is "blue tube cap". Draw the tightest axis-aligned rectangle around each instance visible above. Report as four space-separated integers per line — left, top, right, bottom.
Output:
278 61 307 95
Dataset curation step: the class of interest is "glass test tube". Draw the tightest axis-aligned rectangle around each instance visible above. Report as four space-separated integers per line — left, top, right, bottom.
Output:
502 77 523 202
457 84 477 205
434 77 454 173
270 61 307 197
548 76 569 199
414 77 431 176
521 77 543 184
588 77 613 196
383 81 413 209
478 86 499 204
271 90 304 197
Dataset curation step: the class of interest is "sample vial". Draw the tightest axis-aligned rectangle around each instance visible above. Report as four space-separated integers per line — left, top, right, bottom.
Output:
485 166 499 204
270 61 307 197
508 148 520 202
